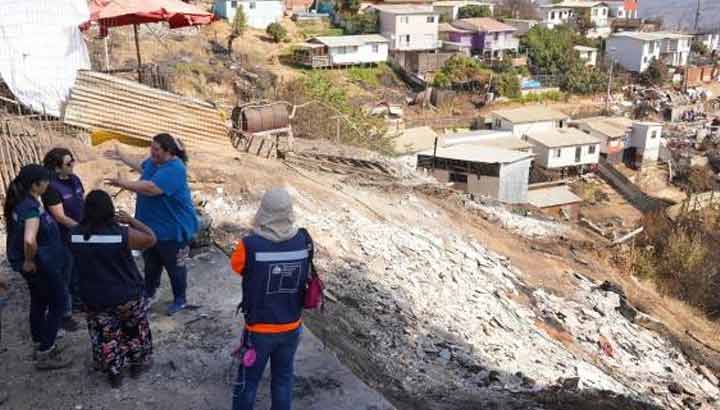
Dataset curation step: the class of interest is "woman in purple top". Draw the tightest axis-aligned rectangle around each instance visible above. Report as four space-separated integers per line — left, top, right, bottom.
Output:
43 148 84 331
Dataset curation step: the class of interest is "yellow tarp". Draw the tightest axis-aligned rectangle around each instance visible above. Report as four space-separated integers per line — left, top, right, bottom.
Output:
90 130 151 147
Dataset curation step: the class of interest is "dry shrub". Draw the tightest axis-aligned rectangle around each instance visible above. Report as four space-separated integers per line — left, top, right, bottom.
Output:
629 210 720 316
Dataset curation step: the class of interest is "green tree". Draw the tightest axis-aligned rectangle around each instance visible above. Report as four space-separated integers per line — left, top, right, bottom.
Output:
692 41 709 56
339 0 361 14
266 22 288 43
639 58 668 86
495 72 520 98
344 12 378 34
457 5 492 18
562 61 609 95
227 7 247 59
523 25 575 74
432 55 492 87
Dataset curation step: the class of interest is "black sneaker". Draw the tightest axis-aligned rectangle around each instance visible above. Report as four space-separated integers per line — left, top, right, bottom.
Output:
108 373 123 388
61 316 80 332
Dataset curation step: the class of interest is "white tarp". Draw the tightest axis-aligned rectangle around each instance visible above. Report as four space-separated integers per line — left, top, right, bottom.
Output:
0 0 91 117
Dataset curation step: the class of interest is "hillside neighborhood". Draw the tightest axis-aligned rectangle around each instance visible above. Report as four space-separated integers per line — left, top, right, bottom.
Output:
1 0 720 409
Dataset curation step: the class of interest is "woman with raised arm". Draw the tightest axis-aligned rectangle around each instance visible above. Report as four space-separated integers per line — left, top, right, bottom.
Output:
104 133 198 316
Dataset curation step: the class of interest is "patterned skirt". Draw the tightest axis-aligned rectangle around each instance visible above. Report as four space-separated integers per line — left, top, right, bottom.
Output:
86 298 153 376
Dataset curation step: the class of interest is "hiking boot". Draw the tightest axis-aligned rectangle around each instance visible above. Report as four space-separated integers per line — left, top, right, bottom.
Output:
35 345 73 370
61 316 80 332
108 372 123 388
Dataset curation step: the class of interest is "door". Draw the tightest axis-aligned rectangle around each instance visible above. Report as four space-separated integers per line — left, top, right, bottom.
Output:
575 146 582 162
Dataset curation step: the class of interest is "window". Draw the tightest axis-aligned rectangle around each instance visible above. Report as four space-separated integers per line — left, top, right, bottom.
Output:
588 145 596 154
249 1 256 8
494 32 499 41
371 44 379 53
404 34 410 44
554 149 562 158
551 11 556 19
427 16 435 23
401 16 409 24
494 119 502 129
449 173 468 184
231 0 237 6
593 8 598 16
650 130 658 139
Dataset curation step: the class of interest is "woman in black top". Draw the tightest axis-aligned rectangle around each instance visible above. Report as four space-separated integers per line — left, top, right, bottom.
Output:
69 190 156 388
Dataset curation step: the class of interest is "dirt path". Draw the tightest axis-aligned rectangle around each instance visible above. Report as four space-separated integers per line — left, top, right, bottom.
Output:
0 245 393 410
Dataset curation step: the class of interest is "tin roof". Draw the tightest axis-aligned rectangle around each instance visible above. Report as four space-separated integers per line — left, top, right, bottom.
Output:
452 17 516 33
370 4 436 14
540 1 607 8
491 105 569 123
527 128 601 148
418 144 533 164
572 116 633 138
527 185 582 208
310 34 389 47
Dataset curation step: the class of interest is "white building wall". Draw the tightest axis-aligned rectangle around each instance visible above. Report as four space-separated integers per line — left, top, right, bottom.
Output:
630 123 661 162
607 3 626 18
608 36 659 72
578 50 598 66
224 0 284 29
512 121 561 138
497 158 531 204
531 142 600 169
328 42 389 65
378 12 439 50
542 7 572 28
485 31 519 52
589 5 609 27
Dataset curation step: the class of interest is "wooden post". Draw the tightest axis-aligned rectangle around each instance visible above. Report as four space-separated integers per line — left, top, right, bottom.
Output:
133 24 143 83
104 36 111 71
432 137 438 171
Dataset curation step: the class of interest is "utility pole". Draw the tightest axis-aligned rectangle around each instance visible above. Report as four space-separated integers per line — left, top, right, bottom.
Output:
694 0 702 31
606 49 615 114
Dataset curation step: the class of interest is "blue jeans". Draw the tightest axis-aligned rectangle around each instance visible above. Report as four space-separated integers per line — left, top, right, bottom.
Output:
22 266 67 351
232 327 302 410
62 249 80 316
143 241 189 304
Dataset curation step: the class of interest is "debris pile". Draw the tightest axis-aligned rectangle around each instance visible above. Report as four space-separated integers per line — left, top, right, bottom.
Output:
261 190 720 410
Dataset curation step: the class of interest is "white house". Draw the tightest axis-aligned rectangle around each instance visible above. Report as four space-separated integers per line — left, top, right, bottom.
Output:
214 0 284 29
608 31 691 72
490 106 570 138
605 0 638 19
571 116 662 165
660 33 692 67
295 35 389 68
372 5 440 51
540 1 609 30
693 31 720 53
628 121 662 163
574 45 598 66
432 0 494 22
607 31 662 72
526 128 601 170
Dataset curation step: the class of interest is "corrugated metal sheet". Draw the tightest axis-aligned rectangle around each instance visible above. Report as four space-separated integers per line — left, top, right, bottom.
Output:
64 70 228 151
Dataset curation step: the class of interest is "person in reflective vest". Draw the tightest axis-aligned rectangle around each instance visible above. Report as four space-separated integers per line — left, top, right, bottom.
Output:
230 188 313 410
3 164 72 370
42 147 84 331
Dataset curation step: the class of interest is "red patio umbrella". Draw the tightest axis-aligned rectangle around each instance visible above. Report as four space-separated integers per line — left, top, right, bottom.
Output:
84 0 214 79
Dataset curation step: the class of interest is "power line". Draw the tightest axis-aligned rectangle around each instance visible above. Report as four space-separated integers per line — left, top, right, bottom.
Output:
694 0 702 31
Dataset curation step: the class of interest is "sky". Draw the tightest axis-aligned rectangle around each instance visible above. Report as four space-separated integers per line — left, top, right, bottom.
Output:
639 0 720 30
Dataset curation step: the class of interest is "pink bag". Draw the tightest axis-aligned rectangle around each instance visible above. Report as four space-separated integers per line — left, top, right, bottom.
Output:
304 268 324 310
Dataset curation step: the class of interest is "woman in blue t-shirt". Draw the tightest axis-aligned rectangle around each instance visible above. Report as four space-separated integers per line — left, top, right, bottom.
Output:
3 164 72 370
104 133 199 316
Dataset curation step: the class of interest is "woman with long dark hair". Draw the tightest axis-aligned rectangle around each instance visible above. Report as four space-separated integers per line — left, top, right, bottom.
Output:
69 190 156 387
4 164 72 370
42 147 84 331
104 133 198 316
